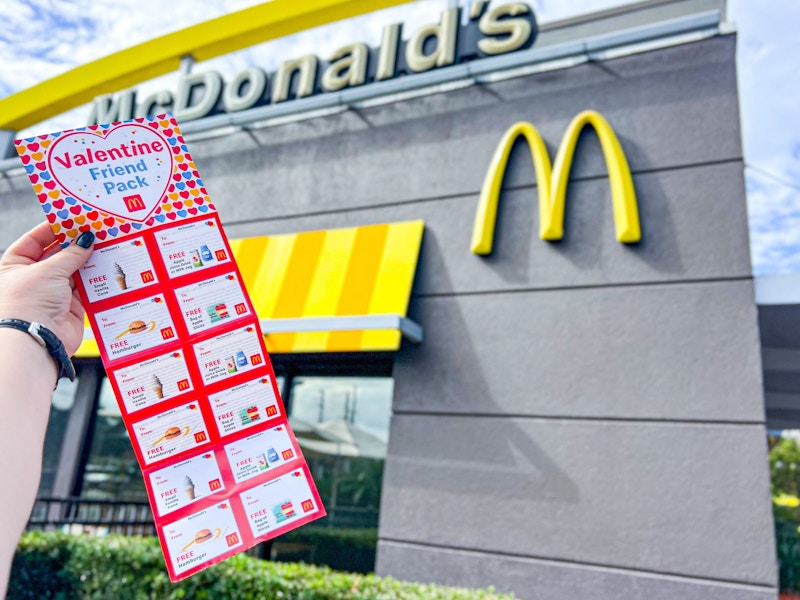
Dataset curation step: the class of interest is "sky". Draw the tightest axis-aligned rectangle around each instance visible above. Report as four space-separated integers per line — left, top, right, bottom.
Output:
0 0 797 275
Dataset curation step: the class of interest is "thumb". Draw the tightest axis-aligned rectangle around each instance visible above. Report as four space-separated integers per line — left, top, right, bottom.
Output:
46 231 95 277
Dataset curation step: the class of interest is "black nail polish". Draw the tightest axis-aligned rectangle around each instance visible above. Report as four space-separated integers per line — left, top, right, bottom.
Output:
76 231 95 248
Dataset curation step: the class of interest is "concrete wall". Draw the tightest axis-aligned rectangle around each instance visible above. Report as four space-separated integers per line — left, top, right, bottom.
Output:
0 33 777 599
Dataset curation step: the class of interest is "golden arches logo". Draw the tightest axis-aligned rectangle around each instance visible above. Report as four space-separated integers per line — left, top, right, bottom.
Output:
471 110 641 255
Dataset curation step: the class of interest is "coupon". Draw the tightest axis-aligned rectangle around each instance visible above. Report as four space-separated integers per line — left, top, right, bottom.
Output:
79 236 158 302
155 219 230 278
176 272 250 334
149 451 225 516
111 350 193 413
192 324 266 385
241 469 321 537
95 294 177 359
209 376 281 438
133 401 210 465
224 425 297 484
162 502 242 576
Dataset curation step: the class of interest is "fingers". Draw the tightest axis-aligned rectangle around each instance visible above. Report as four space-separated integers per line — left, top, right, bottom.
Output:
0 222 57 266
45 231 95 278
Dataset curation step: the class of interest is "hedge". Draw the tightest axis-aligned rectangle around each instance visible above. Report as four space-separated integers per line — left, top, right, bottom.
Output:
9 532 516 600
777 519 800 593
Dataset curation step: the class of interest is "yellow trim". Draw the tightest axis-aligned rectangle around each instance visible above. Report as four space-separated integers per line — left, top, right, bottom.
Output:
0 0 414 132
292 227 359 352
326 223 390 352
362 221 424 348
471 110 641 255
75 338 100 358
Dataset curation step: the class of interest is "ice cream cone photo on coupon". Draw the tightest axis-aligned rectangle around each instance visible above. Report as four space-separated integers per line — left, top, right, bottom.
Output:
113 262 127 290
184 475 195 500
151 426 189 446
115 320 156 339
181 528 221 552
152 374 164 399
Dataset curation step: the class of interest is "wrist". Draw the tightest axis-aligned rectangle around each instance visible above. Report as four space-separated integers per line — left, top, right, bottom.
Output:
0 319 75 386
0 327 59 389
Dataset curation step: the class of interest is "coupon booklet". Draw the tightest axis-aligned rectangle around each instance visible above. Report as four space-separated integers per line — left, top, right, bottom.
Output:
14 115 325 581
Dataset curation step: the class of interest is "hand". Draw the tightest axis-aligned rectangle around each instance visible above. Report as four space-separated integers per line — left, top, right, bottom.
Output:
0 223 94 356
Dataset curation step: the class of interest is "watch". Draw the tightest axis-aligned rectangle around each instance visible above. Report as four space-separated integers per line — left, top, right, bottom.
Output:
0 318 76 383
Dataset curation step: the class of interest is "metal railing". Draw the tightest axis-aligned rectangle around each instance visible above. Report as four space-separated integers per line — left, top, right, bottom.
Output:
27 497 156 537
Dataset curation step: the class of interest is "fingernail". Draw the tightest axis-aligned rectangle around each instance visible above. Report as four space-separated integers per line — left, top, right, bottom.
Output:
76 231 95 248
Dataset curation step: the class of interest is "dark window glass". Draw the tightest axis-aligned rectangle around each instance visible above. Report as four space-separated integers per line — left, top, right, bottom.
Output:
38 377 79 497
80 378 147 501
271 376 393 573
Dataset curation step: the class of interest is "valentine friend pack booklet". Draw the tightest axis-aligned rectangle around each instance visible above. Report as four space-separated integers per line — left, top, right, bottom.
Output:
14 114 325 581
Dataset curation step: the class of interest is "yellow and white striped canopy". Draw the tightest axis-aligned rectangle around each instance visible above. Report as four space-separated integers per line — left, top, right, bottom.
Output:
76 220 424 356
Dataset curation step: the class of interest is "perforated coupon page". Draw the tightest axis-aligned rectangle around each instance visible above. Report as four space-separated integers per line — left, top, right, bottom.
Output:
14 115 325 582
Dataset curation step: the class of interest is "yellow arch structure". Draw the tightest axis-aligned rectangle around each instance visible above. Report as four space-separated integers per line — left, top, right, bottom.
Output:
471 110 641 255
0 0 413 132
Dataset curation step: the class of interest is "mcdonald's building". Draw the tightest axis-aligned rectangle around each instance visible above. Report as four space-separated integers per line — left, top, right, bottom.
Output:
0 0 792 598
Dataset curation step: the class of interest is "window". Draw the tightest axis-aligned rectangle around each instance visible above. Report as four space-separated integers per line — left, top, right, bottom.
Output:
269 375 393 573
38 377 79 497
80 378 147 501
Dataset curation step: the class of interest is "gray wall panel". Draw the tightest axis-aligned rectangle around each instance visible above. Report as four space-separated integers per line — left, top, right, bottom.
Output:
220 161 752 294
376 542 777 600
179 36 741 224
393 280 764 421
378 415 776 585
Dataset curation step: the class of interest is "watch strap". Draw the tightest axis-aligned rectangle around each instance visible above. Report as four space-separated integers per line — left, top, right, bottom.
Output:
0 318 76 383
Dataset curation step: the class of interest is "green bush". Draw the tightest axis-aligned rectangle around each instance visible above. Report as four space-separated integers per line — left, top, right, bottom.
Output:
777 518 800 593
10 532 515 600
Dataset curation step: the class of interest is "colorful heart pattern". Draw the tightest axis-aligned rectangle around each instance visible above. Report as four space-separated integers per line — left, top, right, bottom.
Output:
15 115 217 246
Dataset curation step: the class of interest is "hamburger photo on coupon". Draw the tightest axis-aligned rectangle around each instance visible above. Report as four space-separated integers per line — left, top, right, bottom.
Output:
194 529 214 544
165 427 182 440
129 320 147 334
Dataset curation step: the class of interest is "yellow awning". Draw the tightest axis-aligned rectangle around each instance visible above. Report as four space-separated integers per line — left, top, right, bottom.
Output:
76 220 424 357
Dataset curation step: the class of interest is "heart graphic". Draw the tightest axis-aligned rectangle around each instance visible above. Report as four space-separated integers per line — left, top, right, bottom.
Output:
47 124 173 223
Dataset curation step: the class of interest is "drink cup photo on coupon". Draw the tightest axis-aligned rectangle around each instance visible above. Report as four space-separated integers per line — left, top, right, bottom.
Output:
241 469 320 538
79 237 158 302
133 401 209 465
224 425 296 485
149 451 225 517
96 294 177 359
193 325 265 385
176 272 250 334
156 219 230 278
112 350 194 414
162 503 242 576
209 376 281 438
